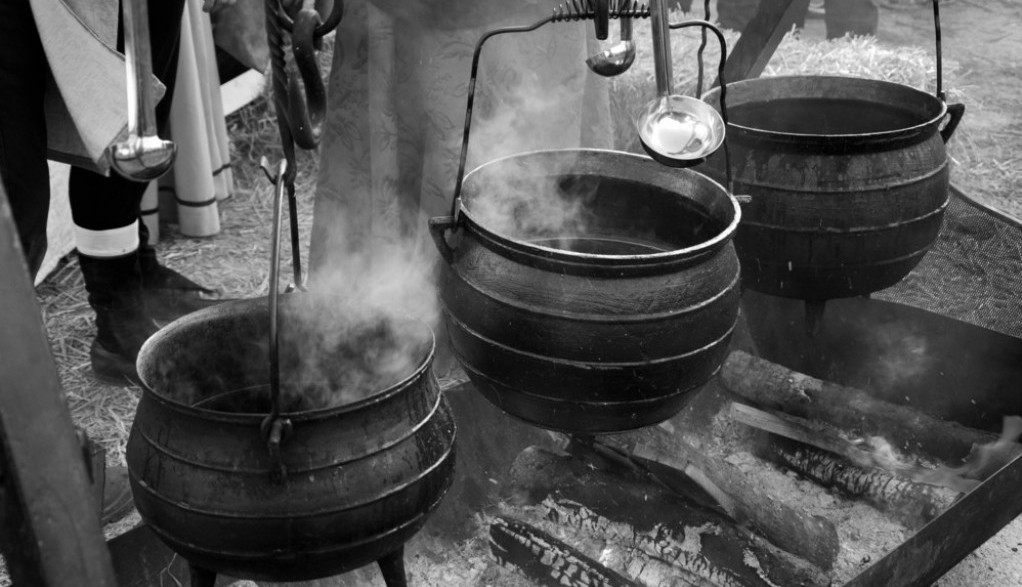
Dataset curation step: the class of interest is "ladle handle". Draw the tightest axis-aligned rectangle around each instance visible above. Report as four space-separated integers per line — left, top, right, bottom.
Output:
122 0 158 139
594 0 610 40
650 0 673 98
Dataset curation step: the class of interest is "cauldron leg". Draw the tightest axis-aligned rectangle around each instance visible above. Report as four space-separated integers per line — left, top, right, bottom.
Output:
188 564 216 587
377 546 408 587
804 299 827 338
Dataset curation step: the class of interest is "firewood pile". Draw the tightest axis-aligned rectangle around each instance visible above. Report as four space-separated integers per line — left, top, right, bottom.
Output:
479 351 1020 587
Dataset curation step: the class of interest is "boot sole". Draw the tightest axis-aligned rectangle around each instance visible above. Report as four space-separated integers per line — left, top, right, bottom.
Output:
90 340 141 386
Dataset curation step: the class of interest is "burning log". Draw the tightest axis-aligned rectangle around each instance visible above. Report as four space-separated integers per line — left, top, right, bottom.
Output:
720 350 998 462
490 516 639 587
535 499 746 587
599 431 840 572
505 446 830 586
764 438 958 529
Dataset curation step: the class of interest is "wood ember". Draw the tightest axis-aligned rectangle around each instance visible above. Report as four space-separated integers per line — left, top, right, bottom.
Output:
763 438 959 529
600 428 841 572
720 450 909 586
720 350 998 463
503 445 829 587
490 516 640 587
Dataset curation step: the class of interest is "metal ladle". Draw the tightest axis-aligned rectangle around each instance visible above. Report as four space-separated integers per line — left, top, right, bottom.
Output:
108 0 176 181
636 0 725 168
586 17 635 77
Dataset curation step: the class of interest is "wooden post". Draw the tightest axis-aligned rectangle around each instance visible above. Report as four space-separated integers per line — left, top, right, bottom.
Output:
0 182 117 585
716 0 811 85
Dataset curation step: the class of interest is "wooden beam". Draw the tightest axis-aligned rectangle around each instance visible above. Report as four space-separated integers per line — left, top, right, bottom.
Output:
717 0 810 85
0 180 117 585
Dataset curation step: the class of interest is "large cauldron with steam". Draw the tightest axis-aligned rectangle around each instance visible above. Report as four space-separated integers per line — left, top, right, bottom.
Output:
126 161 455 586
127 297 455 583
430 149 741 433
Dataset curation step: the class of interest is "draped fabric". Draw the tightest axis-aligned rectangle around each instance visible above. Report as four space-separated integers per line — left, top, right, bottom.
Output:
30 0 158 174
144 0 231 242
309 0 614 273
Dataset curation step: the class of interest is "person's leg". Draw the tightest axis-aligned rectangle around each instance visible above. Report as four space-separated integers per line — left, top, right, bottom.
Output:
0 0 52 279
69 0 188 382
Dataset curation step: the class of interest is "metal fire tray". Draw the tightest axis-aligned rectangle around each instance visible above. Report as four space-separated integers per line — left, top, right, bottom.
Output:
741 291 1022 586
104 288 1022 586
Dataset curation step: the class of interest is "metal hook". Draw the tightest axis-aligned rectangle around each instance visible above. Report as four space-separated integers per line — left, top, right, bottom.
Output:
266 0 344 151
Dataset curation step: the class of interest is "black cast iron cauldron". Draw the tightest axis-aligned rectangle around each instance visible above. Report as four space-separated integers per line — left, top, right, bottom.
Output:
126 160 455 586
430 149 742 434
127 297 456 584
699 75 963 303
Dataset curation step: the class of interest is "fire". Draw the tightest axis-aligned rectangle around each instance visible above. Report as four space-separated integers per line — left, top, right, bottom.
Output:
852 416 1022 494
919 416 1022 493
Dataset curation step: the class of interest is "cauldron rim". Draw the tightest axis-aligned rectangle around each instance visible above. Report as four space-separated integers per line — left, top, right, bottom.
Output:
135 294 438 422
702 75 949 141
457 148 741 266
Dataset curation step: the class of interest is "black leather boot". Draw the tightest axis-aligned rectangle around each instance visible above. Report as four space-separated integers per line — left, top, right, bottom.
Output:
78 252 159 384
137 222 223 324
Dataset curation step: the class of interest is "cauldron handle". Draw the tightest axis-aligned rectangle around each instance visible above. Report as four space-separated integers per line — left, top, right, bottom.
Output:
669 19 735 193
428 216 459 264
940 103 965 143
930 0 965 145
261 156 298 483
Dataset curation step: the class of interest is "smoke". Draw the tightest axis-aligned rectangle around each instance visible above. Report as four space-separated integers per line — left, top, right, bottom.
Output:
455 21 612 243
273 241 439 411
917 416 1022 493
227 13 611 411
464 157 601 244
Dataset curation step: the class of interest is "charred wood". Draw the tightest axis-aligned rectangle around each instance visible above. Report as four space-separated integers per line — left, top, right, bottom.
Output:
537 499 744 587
489 516 640 587
506 445 830 586
720 350 997 463
600 430 840 572
765 439 958 529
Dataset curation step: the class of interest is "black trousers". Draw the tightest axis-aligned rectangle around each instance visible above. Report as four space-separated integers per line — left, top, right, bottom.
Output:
0 0 186 276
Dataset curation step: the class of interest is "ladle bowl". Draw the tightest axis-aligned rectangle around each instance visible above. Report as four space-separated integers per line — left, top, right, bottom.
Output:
637 95 725 168
585 40 636 77
108 135 177 181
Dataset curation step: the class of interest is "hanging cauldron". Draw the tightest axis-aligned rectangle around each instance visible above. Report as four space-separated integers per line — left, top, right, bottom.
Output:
698 3 963 306
699 75 963 302
126 162 455 586
430 149 742 434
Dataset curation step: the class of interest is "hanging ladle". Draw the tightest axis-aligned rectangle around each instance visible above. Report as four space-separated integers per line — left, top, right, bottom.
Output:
586 11 635 77
636 0 726 168
107 0 176 181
